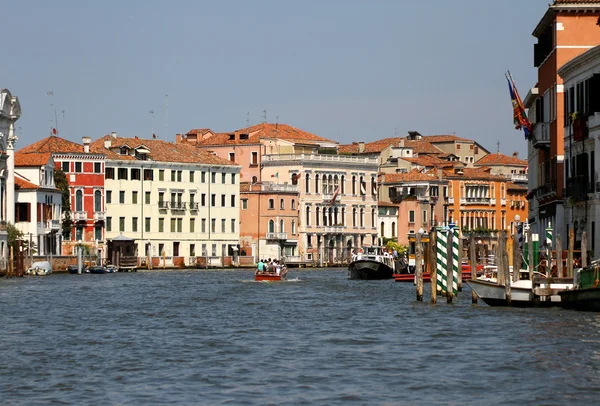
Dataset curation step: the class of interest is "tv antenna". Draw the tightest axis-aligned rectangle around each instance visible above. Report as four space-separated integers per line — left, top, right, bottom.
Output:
262 109 267 123
246 112 250 127
149 109 155 137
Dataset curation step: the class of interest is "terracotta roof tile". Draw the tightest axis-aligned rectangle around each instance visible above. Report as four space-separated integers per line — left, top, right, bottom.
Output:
475 152 527 166
424 134 471 143
90 135 237 166
507 183 528 191
14 152 52 167
339 137 443 155
18 136 85 154
382 169 440 184
443 167 506 181
401 155 453 168
15 177 39 190
553 0 600 4
377 201 399 207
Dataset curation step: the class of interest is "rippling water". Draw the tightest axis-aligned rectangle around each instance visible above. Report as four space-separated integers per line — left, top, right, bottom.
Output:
1 268 600 405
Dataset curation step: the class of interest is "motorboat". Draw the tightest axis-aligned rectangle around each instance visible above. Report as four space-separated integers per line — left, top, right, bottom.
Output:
349 246 394 280
26 261 52 276
255 266 288 281
559 260 600 311
394 263 483 282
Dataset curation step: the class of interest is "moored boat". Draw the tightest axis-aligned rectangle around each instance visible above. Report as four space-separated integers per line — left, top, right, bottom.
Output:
349 246 394 280
88 265 108 274
559 261 600 311
394 264 483 282
26 261 52 276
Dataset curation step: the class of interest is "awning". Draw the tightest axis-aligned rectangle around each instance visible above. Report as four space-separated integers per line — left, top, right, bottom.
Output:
285 240 298 245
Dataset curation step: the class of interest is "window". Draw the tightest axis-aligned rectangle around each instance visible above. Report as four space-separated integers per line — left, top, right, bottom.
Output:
212 244 217 256
131 168 140 180
95 226 102 241
409 210 415 223
144 169 153 180
171 170 176 182
211 194 216 207
105 167 114 179
76 227 83 241
202 243 207 256
190 218 195 233
145 217 151 232
291 199 296 210
280 199 284 209
119 191 125 204
306 206 311 226
159 170 164 181
457 144 461 150
62 161 70 172
118 168 128 180
106 217 112 231
242 199 248 210
173 242 180 257
159 218 164 232
132 217 138 232
316 207 320 226
221 219 226 232
229 152 235 162
291 220 296 235
202 219 206 233
211 172 216 183
15 203 31 222
94 162 101 173
305 174 310 193
75 162 82 173
231 173 236 184
76 190 83 211
231 195 236 207
177 218 182 232
171 218 176 232
269 219 275 233
201 193 206 207
94 190 102 212
190 244 196 257
423 210 427 224
280 219 284 233
158 192 165 207
352 176 356 195
159 244 165 256
177 171 182 182
252 176 258 183
221 194 226 207
145 191 151 204
132 191 138 204
221 173 226 183
119 217 125 232
106 190 112 204
189 171 195 182
231 219 235 233
268 199 275 209
201 172 206 183
251 151 258 165
211 219 216 233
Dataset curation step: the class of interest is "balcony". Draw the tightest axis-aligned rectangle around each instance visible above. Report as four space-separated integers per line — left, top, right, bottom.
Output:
323 193 341 204
158 201 169 209
94 211 105 222
189 202 199 211
0 221 6 232
500 198 506 206
460 197 491 205
48 220 60 230
171 202 186 211
508 174 528 183
564 175 591 201
74 211 88 222
324 225 345 233
532 122 550 149
266 232 288 240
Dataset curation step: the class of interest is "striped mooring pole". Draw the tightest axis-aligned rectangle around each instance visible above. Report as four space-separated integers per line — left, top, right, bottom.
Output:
436 228 448 294
451 227 459 295
546 222 553 261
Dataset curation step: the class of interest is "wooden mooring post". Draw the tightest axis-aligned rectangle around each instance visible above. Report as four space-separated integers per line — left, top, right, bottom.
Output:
556 235 563 278
568 228 574 278
512 231 520 282
430 230 437 304
470 235 477 304
415 232 423 301
582 231 588 268
447 229 453 304
502 232 511 306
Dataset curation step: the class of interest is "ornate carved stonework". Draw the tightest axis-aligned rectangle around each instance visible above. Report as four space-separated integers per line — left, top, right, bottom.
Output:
6 134 17 150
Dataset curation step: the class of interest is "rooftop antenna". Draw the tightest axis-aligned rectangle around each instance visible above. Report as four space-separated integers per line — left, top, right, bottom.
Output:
246 112 250 127
276 116 279 129
164 94 168 139
149 109 155 137
262 109 267 124
47 90 58 136
394 128 397 136
497 140 500 153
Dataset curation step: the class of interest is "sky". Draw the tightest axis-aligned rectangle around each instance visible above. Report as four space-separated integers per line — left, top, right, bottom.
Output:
2 0 551 156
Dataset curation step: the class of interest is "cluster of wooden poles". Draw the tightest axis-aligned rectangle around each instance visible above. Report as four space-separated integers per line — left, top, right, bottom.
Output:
412 227 587 305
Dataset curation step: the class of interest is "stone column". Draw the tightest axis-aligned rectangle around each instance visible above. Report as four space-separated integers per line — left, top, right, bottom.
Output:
6 126 17 224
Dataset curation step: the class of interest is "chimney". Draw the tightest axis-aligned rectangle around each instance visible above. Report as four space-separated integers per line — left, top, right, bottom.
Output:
512 151 518 158
358 141 365 153
111 131 117 139
175 134 181 143
104 137 112 149
82 136 91 153
438 168 442 180
398 139 404 148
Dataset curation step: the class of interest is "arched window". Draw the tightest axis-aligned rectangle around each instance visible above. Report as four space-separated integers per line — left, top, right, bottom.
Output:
359 176 365 195
316 207 320 226
380 221 385 237
280 219 284 232
94 190 102 212
323 208 327 226
341 175 345 194
352 176 356 195
371 208 376 226
315 174 320 194
352 208 357 227
269 219 275 233
291 173 298 185
360 208 364 227
252 176 258 184
342 207 346 226
334 207 339 225
76 190 83 212
291 199 296 210
305 173 310 193
371 176 376 195
328 175 334 194
391 222 396 237
305 206 311 226
291 220 296 235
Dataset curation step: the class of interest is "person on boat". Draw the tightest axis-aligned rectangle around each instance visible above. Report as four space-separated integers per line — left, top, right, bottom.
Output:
275 261 281 276
351 249 357 261
257 259 265 274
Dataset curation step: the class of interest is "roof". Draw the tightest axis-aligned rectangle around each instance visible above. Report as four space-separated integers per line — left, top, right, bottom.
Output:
339 137 443 155
401 155 453 168
188 123 336 147
553 0 600 4
534 0 600 37
507 183 528 191
424 135 472 143
90 135 237 166
18 136 85 154
475 152 527 166
377 201 399 208
14 152 52 167
15 177 39 190
443 167 506 181
382 169 440 184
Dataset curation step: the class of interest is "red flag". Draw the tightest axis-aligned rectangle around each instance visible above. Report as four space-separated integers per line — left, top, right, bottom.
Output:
329 186 341 207
52 128 57 135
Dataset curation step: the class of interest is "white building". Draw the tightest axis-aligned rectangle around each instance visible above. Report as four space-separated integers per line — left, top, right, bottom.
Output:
91 133 241 266
14 152 62 255
558 45 600 258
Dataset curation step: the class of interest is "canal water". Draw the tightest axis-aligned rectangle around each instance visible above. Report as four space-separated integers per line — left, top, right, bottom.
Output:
1 268 599 405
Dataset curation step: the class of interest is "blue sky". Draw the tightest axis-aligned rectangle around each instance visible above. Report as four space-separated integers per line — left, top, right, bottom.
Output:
3 0 549 156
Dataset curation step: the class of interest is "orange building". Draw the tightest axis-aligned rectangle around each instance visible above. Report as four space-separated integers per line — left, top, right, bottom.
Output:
526 0 600 244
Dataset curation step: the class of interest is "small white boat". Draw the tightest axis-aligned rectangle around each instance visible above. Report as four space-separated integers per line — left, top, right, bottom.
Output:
26 261 52 276
348 246 395 280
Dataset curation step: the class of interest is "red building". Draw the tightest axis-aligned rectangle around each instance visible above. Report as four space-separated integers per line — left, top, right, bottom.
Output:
17 135 106 254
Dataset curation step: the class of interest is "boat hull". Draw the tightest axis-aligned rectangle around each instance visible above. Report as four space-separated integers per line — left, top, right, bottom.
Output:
255 269 288 282
349 260 393 280
394 270 475 283
559 288 600 311
467 279 565 307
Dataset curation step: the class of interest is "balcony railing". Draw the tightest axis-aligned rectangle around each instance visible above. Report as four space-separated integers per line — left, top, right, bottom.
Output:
94 211 105 222
324 225 345 233
48 220 60 230
460 197 491 205
508 174 528 182
158 201 169 209
564 175 592 200
189 202 199 211
262 153 378 165
266 232 288 240
323 193 341 203
170 202 186 210
532 122 550 149
74 211 87 222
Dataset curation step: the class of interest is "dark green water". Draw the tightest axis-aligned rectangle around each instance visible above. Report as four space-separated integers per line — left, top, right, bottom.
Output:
1 268 599 405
